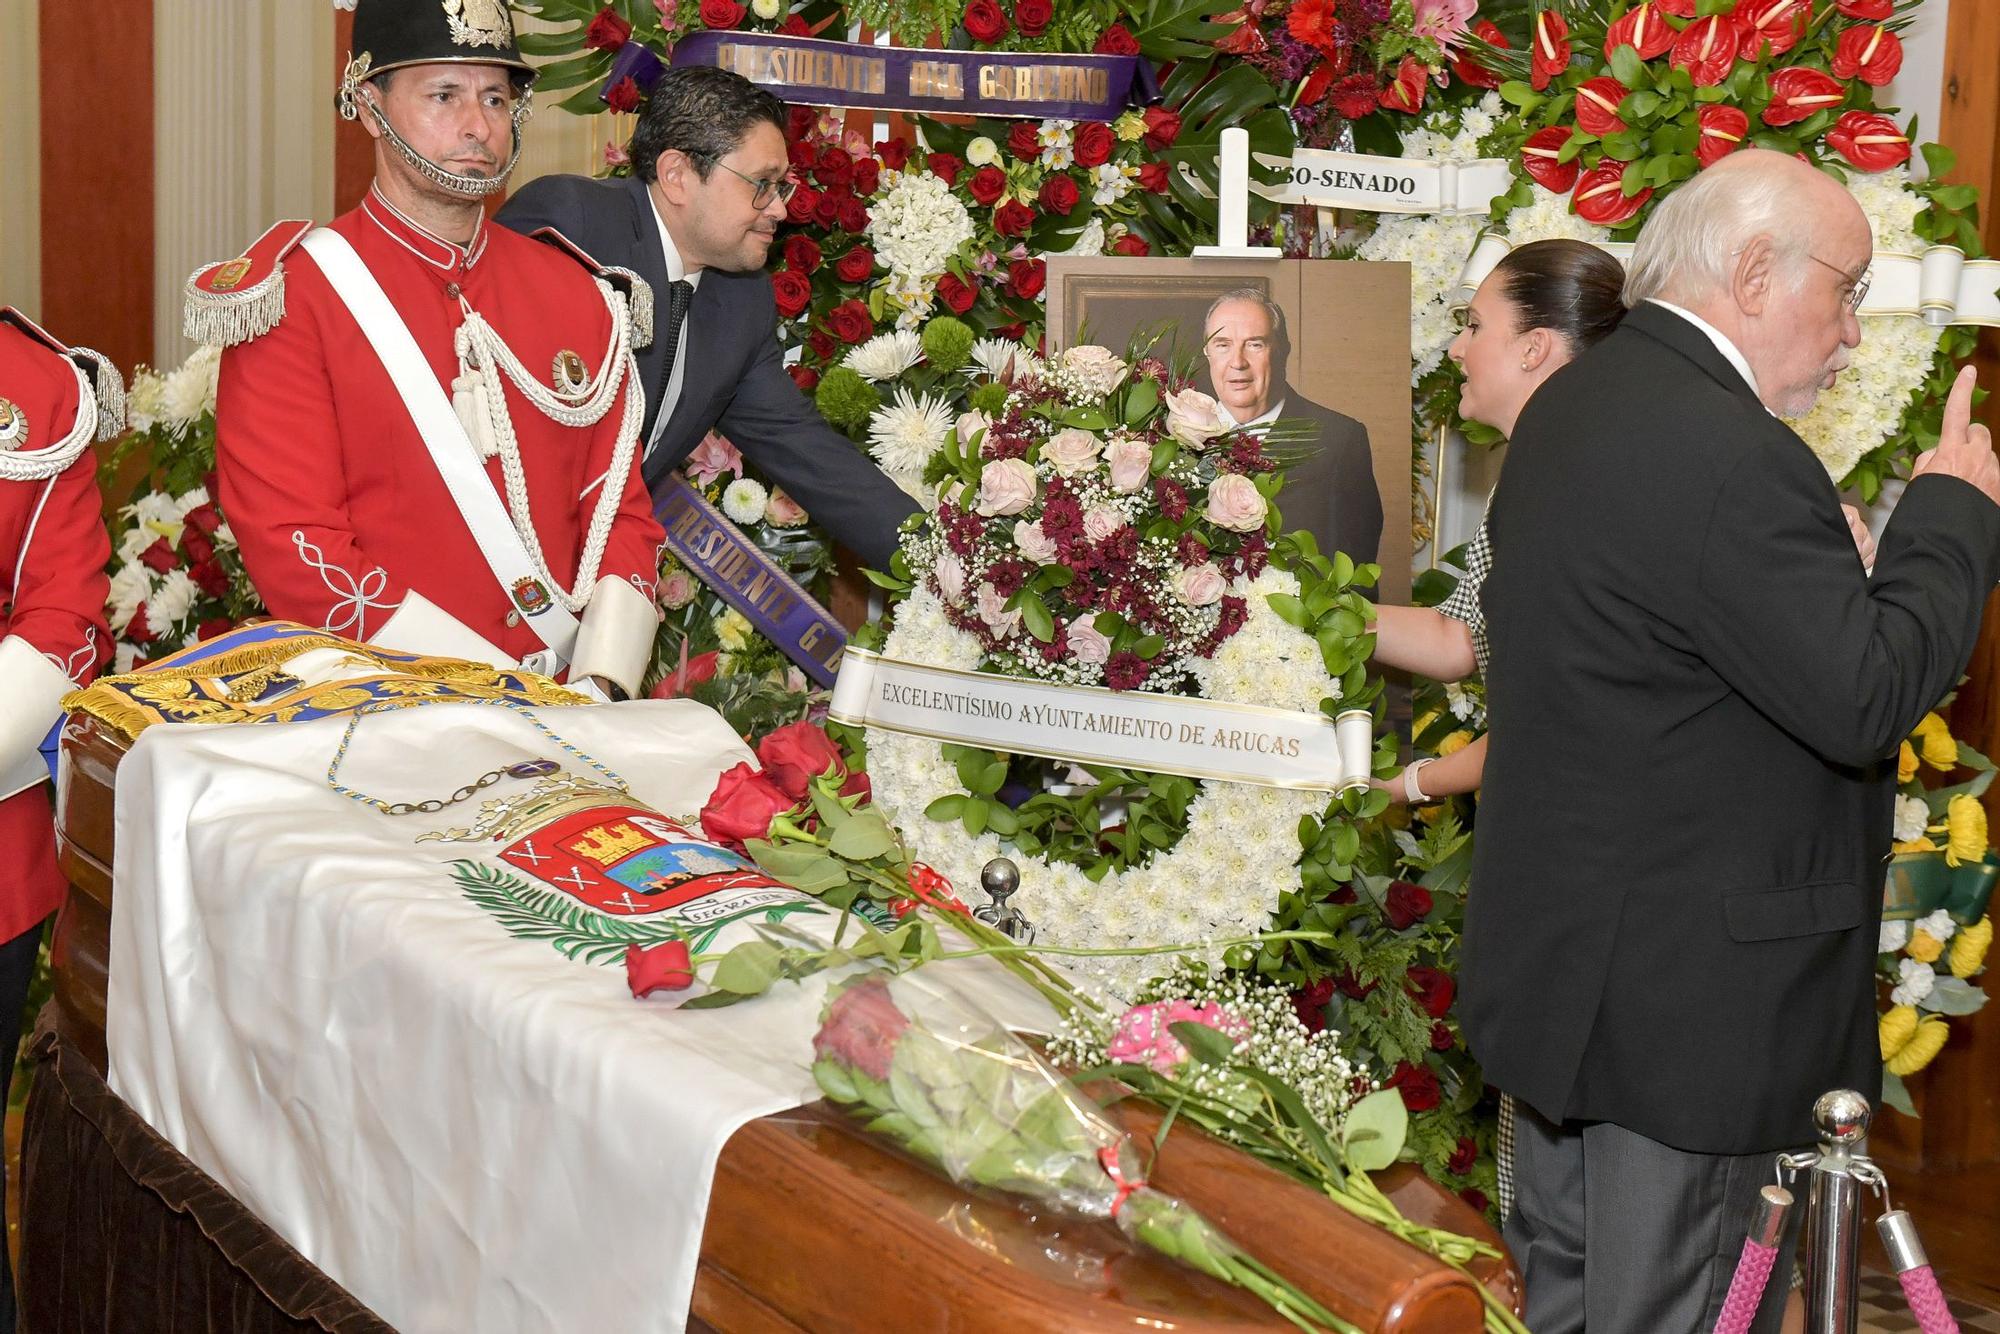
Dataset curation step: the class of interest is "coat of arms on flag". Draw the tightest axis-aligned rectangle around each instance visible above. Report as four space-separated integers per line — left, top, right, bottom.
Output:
419 771 825 963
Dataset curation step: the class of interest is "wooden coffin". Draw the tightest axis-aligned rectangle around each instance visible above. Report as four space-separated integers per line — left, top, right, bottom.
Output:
47 712 1521 1333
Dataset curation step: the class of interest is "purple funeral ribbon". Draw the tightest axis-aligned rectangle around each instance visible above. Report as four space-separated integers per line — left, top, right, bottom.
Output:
599 41 667 105
670 31 1158 120
653 473 847 689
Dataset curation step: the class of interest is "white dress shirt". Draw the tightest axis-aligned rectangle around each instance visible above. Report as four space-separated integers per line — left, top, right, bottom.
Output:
1646 299 1764 407
645 189 704 456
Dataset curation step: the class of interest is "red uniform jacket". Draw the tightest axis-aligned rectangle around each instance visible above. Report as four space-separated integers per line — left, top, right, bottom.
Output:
215 189 663 689
0 318 112 941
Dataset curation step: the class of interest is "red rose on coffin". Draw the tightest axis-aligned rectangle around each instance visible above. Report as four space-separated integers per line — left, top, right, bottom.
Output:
1671 15 1738 88
994 200 1036 236
1452 20 1509 89
1406 965 1456 1019
1826 110 1911 170
1602 3 1672 61
1378 57 1427 114
788 365 819 392
1330 72 1381 121
652 650 720 699
699 0 745 30
1736 0 1808 59
1832 25 1903 86
1142 106 1182 151
1574 77 1630 136
786 183 820 225
834 245 875 282
926 151 963 186
875 137 910 170
1384 879 1433 930
1015 0 1054 37
1007 257 1046 299
1836 0 1892 18
584 6 633 51
963 0 1008 42
1007 121 1042 161
1696 104 1752 167
1073 122 1115 168
756 721 845 799
813 977 910 1081
1764 66 1847 126
1386 1061 1442 1112
770 269 812 318
937 272 978 313
1038 175 1080 215
853 158 880 195
1530 10 1571 92
605 77 642 114
1137 161 1170 194
968 165 1007 205
700 761 800 848
826 299 874 344
626 940 695 999
1094 22 1139 55
784 234 822 273
1572 162 1651 226
1112 233 1150 257
1521 125 1579 193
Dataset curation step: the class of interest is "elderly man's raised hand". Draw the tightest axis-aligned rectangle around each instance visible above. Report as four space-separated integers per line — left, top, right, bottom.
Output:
1914 365 2000 506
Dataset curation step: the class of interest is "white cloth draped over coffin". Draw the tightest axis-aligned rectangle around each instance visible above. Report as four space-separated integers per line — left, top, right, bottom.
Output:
104 697 1054 1333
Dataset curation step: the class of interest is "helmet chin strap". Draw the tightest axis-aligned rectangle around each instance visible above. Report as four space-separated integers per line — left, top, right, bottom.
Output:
358 85 532 199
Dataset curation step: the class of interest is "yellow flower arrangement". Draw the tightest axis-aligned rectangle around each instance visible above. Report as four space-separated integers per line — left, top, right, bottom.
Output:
1913 712 1958 770
715 609 754 654
1944 793 1988 867
1906 929 1945 963
1898 741 1920 783
1879 1004 1918 1061
1437 730 1473 756
1886 1016 1951 1077
1951 916 1993 979
1893 835 1938 855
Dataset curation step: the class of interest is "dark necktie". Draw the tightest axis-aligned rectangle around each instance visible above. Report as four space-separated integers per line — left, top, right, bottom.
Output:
659 279 694 385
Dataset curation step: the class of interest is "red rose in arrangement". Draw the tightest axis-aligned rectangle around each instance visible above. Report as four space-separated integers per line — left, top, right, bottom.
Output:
185 500 223 535
1763 66 1847 125
1521 125 1579 193
826 299 874 343
1430 1022 1456 1051
1137 161 1170 194
1530 10 1571 91
1452 19 1510 89
837 197 870 232
994 200 1037 235
1330 72 1381 120
698 0 745 30
584 6 632 50
788 106 817 140
811 190 841 227
1112 233 1150 257
1736 0 1808 59
968 165 1008 205
1142 106 1182 150
788 364 819 392
1826 110 1911 170
786 183 820 225
180 528 215 566
1008 121 1042 160
191 561 229 598
1573 77 1629 136
937 272 978 314
1461 1188 1490 1214
1093 22 1139 55
875 137 910 170
1671 15 1737 88
1007 257 1046 299
770 269 812 318
1405 965 1456 1019
1384 880 1434 930
1386 1061 1442 1112
1448 1137 1478 1175
1835 0 1892 18
699 761 799 847
963 0 1008 42
1695 104 1751 168
604 77 641 113
927 152 963 186
196 617 231 642
852 157 880 195
1015 0 1054 37
1073 122 1114 168
1831 24 1903 86
783 234 822 273
834 245 875 282
807 329 836 361
1572 162 1651 226
813 146 853 187
1378 56 1427 114
138 537 177 573
1038 174 1080 215
1602 3 1672 60
778 14 810 35
626 940 695 999
756 721 845 799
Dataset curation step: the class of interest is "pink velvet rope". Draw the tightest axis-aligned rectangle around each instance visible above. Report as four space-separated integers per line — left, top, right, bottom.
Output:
1898 1265 1961 1334
1711 1238 1779 1334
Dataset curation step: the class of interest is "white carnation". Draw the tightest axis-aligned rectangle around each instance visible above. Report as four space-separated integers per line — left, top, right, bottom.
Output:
1879 918 1911 954
1917 908 1958 943
1893 794 1932 843
844 329 925 381
1889 956 1936 1007
867 172 975 281
721 478 769 524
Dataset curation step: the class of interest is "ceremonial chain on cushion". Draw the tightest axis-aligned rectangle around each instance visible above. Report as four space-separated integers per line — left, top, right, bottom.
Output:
452 280 642 614
325 697 631 815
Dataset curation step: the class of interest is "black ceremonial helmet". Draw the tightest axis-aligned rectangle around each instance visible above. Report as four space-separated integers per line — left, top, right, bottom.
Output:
337 0 539 198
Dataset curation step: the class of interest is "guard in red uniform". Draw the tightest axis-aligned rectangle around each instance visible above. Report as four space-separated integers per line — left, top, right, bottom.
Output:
199 0 663 699
0 307 116 1332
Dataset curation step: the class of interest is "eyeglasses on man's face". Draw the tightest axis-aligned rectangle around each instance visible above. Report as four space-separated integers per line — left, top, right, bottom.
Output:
1807 252 1871 313
689 150 797 209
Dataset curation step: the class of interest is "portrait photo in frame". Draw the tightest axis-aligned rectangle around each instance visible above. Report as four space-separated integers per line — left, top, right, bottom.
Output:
1045 257 1414 604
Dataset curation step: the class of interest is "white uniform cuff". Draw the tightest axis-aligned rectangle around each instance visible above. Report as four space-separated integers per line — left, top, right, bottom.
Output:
0 635 77 801
569 577 655 698
368 591 515 669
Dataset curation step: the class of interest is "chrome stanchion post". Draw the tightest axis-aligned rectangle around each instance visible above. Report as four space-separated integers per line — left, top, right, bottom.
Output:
1800 1089 1871 1334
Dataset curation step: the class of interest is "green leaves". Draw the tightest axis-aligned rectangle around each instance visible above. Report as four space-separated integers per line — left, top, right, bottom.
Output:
1340 1089 1410 1173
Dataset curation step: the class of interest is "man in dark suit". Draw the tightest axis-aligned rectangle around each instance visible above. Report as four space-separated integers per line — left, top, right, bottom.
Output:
1466 148 2000 1333
496 67 917 569
1200 290 1381 563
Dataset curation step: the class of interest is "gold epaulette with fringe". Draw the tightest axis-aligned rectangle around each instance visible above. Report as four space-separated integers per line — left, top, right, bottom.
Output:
183 220 313 348
527 225 655 350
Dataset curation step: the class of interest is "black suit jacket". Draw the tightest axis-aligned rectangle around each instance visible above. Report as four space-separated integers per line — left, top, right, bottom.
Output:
1269 389 1382 565
496 174 919 569
1465 302 2000 1154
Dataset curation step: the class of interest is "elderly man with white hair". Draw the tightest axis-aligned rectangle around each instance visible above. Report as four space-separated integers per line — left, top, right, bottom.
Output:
1461 149 2000 1333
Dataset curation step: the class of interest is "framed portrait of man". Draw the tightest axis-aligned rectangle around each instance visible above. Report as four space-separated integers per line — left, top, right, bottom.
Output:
1045 258 1413 603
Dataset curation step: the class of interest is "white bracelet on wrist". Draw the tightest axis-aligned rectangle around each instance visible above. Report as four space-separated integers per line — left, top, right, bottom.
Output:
1403 758 1435 804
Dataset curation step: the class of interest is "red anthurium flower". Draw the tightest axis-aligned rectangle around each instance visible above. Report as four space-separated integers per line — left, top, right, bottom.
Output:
1826 110 1912 170
1671 15 1739 88
1764 66 1847 125
1452 19 1510 90
1656 0 1696 14
626 940 695 999
1574 77 1630 136
1572 162 1651 226
1379 56 1428 114
1603 3 1674 61
1521 125 1579 193
1831 25 1904 86
1736 0 1809 60
1696 104 1752 168
1835 0 1893 18
1299 58 1341 107
1216 17 1267 55
1530 10 1571 91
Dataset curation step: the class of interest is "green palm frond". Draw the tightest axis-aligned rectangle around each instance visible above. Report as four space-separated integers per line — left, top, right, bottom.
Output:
449 860 683 966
